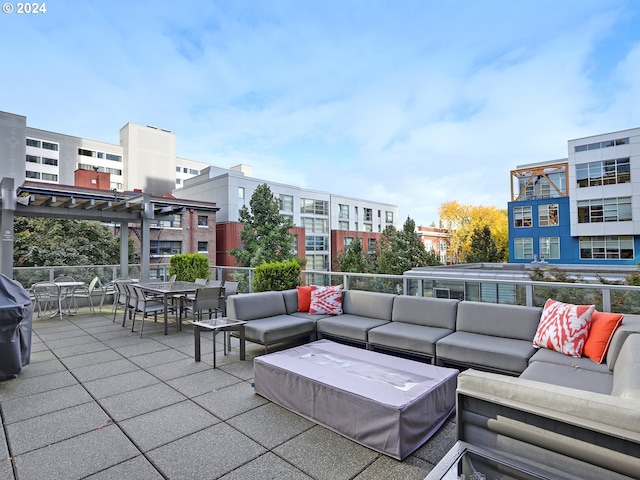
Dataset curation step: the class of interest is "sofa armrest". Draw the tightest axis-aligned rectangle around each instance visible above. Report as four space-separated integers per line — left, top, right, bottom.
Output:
457 369 640 479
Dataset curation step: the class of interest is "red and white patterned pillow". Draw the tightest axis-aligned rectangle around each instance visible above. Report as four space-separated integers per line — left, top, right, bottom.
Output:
309 285 343 315
533 299 595 357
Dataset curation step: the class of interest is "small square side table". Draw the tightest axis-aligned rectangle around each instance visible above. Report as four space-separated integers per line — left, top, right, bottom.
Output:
193 317 246 368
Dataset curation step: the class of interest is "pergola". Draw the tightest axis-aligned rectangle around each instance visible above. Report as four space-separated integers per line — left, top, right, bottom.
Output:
0 177 219 281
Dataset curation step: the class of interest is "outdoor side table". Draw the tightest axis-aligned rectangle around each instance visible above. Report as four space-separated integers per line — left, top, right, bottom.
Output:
193 317 246 368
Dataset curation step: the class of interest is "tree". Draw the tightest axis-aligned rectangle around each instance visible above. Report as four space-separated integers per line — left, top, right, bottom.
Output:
229 183 298 267
438 201 508 263
14 217 126 267
336 238 371 273
375 217 441 275
465 225 502 263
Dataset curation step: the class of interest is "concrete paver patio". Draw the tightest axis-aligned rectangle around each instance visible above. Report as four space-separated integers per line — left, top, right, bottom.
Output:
0 310 456 480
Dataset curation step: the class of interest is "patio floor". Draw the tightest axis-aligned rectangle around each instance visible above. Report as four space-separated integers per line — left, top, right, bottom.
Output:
0 309 456 480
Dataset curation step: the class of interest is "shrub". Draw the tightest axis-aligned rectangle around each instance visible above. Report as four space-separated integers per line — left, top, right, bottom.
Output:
168 253 210 282
252 260 301 292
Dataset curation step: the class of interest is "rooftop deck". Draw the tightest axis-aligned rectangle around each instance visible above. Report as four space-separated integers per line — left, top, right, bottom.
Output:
0 309 455 480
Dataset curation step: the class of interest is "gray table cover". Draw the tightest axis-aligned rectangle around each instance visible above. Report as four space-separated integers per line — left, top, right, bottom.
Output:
254 339 457 459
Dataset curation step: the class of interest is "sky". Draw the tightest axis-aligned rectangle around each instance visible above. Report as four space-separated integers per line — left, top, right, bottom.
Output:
2 0 640 226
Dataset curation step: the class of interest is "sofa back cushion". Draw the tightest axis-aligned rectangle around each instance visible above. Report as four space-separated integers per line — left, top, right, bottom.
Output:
226 291 286 321
343 290 395 321
606 314 640 371
611 334 640 400
282 289 300 314
392 296 459 329
456 301 542 340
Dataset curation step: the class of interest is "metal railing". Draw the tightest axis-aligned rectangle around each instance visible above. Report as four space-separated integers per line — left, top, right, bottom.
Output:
14 264 640 315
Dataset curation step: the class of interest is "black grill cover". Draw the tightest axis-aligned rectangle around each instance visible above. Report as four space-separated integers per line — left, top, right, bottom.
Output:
0 274 33 379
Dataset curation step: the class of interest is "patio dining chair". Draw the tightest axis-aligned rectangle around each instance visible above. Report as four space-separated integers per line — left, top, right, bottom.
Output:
180 286 225 328
31 282 61 318
129 284 177 337
112 279 134 323
71 276 100 313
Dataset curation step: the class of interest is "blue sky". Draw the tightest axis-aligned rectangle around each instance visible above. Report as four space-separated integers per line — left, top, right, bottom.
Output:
2 0 640 225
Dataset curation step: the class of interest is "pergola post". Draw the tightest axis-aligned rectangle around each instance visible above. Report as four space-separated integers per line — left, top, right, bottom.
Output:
140 194 153 281
0 178 15 278
120 221 129 279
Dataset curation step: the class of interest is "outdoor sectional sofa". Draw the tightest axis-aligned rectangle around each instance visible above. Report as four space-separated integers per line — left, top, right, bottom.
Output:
227 288 640 476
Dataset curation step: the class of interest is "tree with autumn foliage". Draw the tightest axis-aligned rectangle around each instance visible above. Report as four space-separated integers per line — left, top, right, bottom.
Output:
438 201 508 263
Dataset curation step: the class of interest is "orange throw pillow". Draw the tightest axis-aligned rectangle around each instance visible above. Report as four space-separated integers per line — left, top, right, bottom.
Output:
583 311 624 364
297 286 315 312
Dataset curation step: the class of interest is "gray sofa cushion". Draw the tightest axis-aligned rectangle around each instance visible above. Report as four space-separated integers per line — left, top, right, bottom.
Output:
391 296 459 329
436 331 536 375
528 348 610 373
316 314 389 343
520 361 613 395
342 290 395 320
367 322 452 357
243 314 315 345
226 291 286 321
611 334 640 400
456 301 542 341
607 314 640 371
281 289 300 314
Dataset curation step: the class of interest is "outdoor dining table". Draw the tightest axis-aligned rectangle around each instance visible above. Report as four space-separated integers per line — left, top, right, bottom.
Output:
137 281 202 335
53 281 85 317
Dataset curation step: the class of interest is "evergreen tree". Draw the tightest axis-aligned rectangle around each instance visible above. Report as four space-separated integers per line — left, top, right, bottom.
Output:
465 225 502 263
337 238 371 273
230 183 297 267
375 217 440 275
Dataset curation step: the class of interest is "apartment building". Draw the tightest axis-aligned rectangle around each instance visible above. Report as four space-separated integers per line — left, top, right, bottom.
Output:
1 110 398 270
176 166 398 270
508 127 640 265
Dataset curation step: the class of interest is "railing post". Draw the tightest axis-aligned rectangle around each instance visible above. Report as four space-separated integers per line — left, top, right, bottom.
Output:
343 274 348 290
248 269 253 293
525 284 534 307
602 287 611 312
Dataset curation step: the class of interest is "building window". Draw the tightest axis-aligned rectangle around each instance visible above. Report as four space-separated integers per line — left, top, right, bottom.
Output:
303 217 328 233
197 215 209 227
279 194 294 212
344 237 354 247
539 204 559 226
386 211 394 223
364 223 373 232
97 152 104 159
151 241 182 256
574 137 629 152
577 197 632 223
539 237 560 260
306 254 328 270
339 204 349 219
189 168 199 175
367 238 376 253
579 236 634 259
183 167 188 173
176 166 181 172
105 153 122 162
78 148 94 157
106 168 122 176
305 235 328 251
514 238 533 259
152 216 182 229
513 206 532 227
41 173 58 182
301 198 328 215
197 241 208 253
42 141 58 151
363 208 373 222
176 179 182 186
26 171 40 179
26 155 40 163
42 157 58 166
576 158 630 187
238 187 245 199
26 138 41 148
338 221 349 231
